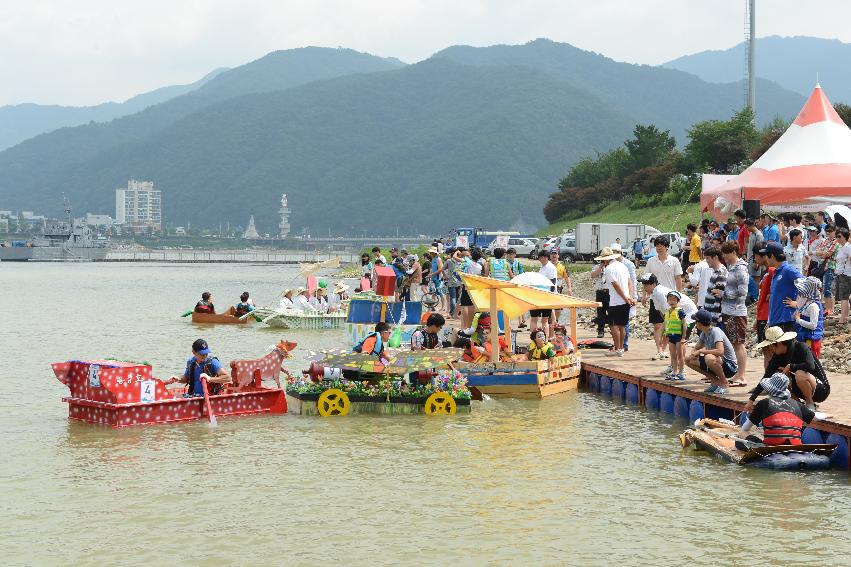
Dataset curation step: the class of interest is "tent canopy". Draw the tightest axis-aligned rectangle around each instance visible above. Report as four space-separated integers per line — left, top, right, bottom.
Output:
460 273 599 319
701 84 851 219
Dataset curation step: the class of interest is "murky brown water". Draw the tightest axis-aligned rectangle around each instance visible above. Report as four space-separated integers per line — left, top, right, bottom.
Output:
2 263 850 566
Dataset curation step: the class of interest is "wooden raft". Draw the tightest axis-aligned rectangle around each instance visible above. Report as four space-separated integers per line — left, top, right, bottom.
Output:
459 353 582 399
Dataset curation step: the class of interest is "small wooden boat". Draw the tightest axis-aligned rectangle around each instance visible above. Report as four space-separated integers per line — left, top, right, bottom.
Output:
457 353 582 399
191 306 252 325
252 307 346 330
50 341 296 427
680 419 836 470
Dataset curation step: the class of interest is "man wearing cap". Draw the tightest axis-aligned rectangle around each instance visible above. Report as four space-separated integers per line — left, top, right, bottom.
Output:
720 241 749 385
166 339 230 396
597 247 634 357
611 243 636 350
739 373 819 446
761 213 780 243
765 241 803 331
684 309 738 394
748 326 830 412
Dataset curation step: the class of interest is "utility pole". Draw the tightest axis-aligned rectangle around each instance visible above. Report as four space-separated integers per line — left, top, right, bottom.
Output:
746 0 756 117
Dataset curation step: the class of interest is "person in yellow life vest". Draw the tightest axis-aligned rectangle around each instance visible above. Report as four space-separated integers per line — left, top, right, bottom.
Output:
527 329 557 360
663 290 687 381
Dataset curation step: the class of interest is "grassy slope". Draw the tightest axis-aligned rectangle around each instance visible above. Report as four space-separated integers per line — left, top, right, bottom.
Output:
536 201 702 236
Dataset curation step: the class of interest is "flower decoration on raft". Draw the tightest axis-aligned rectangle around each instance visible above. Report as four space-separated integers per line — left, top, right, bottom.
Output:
286 369 470 399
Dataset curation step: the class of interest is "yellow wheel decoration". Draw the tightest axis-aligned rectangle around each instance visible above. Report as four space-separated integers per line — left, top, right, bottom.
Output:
424 392 456 415
317 388 350 417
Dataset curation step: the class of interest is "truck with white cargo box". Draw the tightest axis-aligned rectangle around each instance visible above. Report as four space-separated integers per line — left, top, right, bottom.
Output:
574 223 659 260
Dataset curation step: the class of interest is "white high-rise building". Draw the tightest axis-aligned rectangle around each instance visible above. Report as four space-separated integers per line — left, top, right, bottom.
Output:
116 179 162 234
278 194 291 238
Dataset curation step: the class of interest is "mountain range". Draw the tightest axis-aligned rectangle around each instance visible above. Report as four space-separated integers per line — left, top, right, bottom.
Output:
665 35 851 104
0 39 812 233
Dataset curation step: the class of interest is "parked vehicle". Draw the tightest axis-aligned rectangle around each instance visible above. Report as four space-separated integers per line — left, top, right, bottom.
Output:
574 223 659 261
530 236 559 259
452 227 526 249
486 237 537 257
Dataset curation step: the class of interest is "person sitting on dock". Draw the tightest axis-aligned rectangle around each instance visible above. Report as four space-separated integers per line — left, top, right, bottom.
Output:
685 309 738 395
353 322 392 365
527 329 557 361
749 326 830 412
454 337 487 363
166 339 231 396
280 289 295 309
411 313 445 350
235 291 254 316
194 291 215 314
739 373 819 446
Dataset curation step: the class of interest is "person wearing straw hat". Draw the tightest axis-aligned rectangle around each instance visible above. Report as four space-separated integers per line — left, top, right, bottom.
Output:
738 373 820 446
597 246 634 357
684 309 738 394
747 326 830 412
328 281 350 312
293 287 316 312
279 289 295 309
784 276 824 357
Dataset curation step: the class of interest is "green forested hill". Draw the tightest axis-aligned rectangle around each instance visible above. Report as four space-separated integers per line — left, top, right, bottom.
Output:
0 41 807 234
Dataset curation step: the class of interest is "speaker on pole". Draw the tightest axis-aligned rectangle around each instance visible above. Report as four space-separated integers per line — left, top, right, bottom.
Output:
743 199 760 219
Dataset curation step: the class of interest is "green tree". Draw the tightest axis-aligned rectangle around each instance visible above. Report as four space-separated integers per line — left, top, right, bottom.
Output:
684 108 758 173
750 116 788 161
624 124 676 170
834 102 851 128
561 147 631 188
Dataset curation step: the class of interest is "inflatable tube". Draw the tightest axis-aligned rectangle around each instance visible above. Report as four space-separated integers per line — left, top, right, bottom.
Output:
749 451 832 471
826 434 849 470
673 396 689 418
660 392 674 414
645 388 659 411
586 372 599 392
611 379 625 401
801 427 825 446
625 383 639 405
688 400 704 423
599 375 612 396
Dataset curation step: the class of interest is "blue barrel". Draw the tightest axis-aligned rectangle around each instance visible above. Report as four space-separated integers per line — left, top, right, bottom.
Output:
611 379 625 401
706 405 734 421
826 434 849 470
660 392 674 414
625 383 639 405
688 400 704 423
645 388 659 411
673 396 690 418
586 372 599 392
802 427 825 445
599 375 612 396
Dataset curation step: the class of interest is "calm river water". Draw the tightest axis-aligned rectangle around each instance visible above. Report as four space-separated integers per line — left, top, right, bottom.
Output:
1 263 850 566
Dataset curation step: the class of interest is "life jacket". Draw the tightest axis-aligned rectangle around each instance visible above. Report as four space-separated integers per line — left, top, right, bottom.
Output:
509 259 523 276
411 327 440 350
759 397 807 446
551 336 573 356
796 300 824 341
463 346 487 363
527 341 555 360
353 332 383 357
489 258 509 281
235 302 252 316
483 336 511 361
194 301 214 314
664 308 685 336
186 356 223 396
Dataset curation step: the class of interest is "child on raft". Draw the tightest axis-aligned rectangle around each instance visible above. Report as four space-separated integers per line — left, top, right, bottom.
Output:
663 290 687 381
784 276 824 357
549 325 574 356
527 329 557 361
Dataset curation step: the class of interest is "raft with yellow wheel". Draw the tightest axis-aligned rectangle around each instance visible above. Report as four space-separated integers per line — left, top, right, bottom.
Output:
285 348 471 416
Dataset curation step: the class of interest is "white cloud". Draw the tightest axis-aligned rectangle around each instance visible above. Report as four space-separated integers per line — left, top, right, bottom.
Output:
1 0 851 106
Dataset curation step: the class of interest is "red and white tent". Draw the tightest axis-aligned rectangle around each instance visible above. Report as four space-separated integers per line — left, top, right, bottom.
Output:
701 85 851 219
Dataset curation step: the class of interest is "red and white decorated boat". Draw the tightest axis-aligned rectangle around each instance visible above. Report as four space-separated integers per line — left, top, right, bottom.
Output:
51 341 296 427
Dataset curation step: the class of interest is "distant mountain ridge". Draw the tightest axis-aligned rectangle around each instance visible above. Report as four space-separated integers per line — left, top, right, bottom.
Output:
664 35 851 104
0 40 808 233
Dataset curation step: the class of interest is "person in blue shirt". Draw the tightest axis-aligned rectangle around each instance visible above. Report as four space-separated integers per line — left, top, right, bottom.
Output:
761 213 781 243
762 242 803 330
166 339 230 396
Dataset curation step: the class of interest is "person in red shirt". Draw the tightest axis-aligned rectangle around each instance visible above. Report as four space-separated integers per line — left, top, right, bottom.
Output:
735 209 749 256
753 245 775 368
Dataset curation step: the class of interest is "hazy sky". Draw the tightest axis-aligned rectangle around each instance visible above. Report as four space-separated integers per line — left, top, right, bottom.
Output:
3 0 851 106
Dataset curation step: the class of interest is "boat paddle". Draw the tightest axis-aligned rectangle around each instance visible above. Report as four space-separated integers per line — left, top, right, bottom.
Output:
697 425 764 450
181 309 194 317
200 375 218 426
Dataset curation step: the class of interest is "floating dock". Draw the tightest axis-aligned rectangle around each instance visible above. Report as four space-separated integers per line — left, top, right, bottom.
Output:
577 329 851 470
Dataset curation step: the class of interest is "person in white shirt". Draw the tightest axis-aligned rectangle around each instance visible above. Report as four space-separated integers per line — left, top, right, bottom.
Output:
835 228 851 324
612 243 638 350
686 259 712 308
597 247 634 356
310 288 329 312
293 287 316 312
530 254 558 337
646 235 683 292
280 289 295 309
783 228 810 274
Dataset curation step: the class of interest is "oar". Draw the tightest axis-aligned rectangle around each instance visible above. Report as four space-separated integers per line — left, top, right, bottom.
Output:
181 309 194 317
697 425 763 449
200 375 218 426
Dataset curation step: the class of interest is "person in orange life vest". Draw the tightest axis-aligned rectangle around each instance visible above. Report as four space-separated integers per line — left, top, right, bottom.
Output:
739 373 821 446
454 337 487 363
353 322 392 365
194 291 215 314
550 325 574 356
